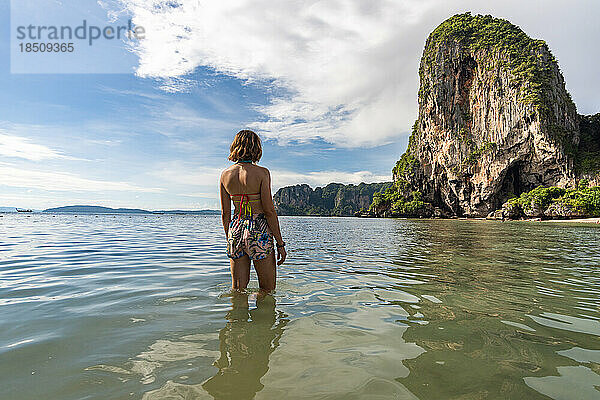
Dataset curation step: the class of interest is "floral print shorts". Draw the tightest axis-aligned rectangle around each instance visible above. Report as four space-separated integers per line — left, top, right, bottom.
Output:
227 213 274 260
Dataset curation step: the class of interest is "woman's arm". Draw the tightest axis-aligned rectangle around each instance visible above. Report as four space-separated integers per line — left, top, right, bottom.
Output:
220 177 231 237
260 169 286 265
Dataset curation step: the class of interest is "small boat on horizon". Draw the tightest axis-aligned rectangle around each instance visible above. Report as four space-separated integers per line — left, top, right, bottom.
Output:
16 208 33 213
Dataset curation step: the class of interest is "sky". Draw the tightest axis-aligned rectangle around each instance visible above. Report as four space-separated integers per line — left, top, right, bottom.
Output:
1 0 599 210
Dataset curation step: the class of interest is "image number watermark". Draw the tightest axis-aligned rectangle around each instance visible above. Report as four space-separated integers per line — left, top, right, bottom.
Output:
19 42 75 53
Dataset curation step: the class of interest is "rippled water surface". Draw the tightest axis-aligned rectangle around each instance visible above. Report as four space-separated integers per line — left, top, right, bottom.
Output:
1 214 599 399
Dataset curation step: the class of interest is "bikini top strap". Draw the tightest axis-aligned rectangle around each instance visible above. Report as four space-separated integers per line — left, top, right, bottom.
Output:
231 193 261 218
230 192 261 197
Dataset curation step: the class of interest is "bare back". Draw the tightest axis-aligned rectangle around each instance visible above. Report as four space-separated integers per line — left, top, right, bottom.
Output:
221 163 269 215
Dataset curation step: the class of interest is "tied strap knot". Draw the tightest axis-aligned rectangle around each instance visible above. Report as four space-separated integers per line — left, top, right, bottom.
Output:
231 192 260 219
239 194 252 219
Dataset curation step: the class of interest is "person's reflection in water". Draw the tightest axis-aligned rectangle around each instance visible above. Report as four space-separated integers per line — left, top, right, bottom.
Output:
203 291 288 400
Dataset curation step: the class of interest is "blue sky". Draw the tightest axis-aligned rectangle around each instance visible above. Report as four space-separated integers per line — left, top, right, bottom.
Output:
1 0 599 210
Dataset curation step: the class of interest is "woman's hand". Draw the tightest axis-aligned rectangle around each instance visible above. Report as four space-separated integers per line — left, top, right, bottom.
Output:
277 245 287 266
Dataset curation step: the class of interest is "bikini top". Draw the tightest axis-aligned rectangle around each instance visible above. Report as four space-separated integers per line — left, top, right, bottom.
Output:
231 192 261 218
231 161 261 218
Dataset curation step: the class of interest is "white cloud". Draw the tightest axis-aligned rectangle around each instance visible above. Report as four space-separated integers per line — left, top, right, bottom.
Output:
98 86 168 100
0 132 74 161
156 77 200 93
112 0 434 147
85 138 123 146
0 164 163 193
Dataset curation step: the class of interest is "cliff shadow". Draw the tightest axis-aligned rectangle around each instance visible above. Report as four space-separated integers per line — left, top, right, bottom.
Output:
495 161 537 209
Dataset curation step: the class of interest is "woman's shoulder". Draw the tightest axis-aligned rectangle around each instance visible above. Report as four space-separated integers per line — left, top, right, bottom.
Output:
252 164 271 180
220 163 269 176
255 164 270 174
220 165 238 181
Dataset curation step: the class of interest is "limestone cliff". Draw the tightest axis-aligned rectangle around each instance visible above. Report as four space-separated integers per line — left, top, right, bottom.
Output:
274 182 392 216
382 13 599 217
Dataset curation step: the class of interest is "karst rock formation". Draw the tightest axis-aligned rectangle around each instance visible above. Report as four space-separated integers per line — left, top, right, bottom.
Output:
389 13 598 217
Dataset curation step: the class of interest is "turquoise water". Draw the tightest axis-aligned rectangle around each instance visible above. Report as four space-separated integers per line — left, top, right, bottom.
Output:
1 214 599 399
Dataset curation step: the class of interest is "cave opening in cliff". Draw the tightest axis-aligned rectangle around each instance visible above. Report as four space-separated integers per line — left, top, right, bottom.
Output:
497 163 532 208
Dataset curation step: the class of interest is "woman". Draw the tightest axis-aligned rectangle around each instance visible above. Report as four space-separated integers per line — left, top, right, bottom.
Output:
220 130 286 292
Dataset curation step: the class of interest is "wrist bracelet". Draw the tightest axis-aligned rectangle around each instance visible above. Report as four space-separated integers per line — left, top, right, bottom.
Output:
276 241 286 248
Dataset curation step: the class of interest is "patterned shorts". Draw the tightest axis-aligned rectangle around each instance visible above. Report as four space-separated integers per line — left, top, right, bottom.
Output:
227 213 274 260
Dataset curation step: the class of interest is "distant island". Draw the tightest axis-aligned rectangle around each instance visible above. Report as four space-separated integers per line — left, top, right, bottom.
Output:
44 205 152 214
41 205 220 215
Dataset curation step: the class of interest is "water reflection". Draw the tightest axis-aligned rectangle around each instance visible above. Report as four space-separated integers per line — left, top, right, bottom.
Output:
393 220 600 399
203 292 289 399
142 292 288 399
398 308 578 399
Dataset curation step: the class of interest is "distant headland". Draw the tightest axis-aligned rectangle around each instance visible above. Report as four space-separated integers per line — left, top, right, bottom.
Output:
273 182 392 217
0 205 220 215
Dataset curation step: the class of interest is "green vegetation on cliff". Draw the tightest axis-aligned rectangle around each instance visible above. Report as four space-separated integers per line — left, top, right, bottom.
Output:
507 181 600 217
420 13 575 113
392 121 420 187
368 121 432 216
370 187 428 216
392 152 418 185
508 186 566 210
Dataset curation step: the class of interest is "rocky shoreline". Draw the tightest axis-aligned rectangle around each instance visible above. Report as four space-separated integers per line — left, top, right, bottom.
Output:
354 212 600 223
544 217 600 223
485 183 599 221
359 181 600 221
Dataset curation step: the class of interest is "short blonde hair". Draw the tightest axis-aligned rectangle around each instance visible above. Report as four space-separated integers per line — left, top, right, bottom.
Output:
228 130 262 162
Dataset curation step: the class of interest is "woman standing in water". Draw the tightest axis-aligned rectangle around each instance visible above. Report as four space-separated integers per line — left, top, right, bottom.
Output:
220 130 286 292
